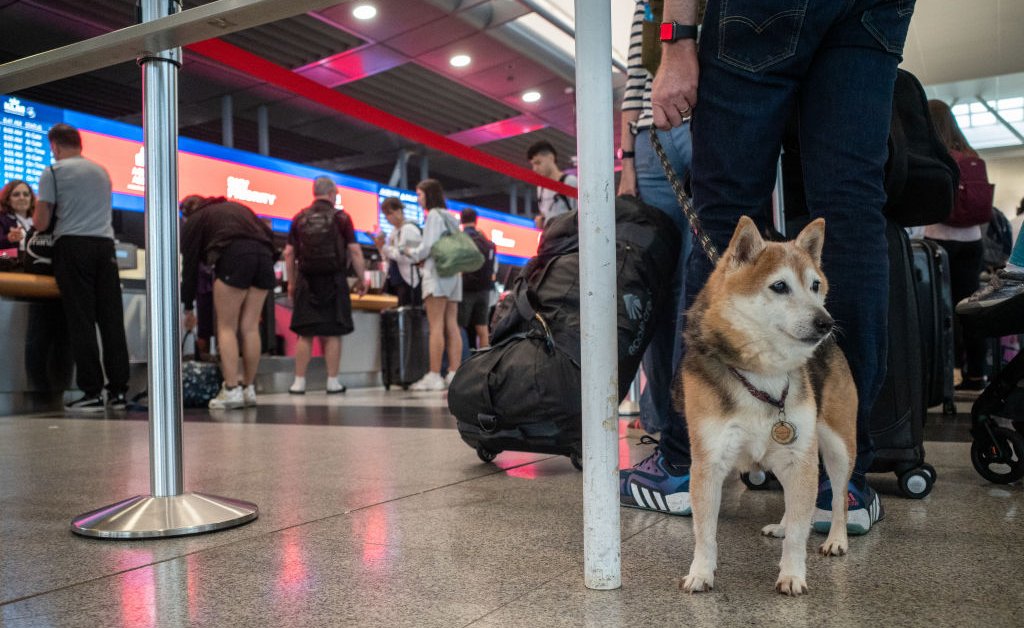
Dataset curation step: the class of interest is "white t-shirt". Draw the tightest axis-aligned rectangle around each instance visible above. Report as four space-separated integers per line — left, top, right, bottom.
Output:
36 156 114 241
536 173 578 223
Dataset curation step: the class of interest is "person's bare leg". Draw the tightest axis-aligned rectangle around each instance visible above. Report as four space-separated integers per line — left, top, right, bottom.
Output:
237 287 268 386
474 324 490 349
444 301 463 371
294 336 313 378
212 280 247 386
424 296 446 374
323 336 341 378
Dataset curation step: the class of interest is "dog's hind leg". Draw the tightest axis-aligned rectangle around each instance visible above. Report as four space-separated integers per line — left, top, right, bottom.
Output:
772 456 817 596
680 461 727 593
817 423 854 556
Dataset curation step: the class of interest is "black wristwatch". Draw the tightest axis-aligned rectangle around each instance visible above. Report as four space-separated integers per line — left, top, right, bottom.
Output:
660 21 698 43
617 148 635 160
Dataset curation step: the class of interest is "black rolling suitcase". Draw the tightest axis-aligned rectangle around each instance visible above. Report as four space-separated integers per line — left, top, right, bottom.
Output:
911 238 956 414
380 306 428 390
867 222 935 498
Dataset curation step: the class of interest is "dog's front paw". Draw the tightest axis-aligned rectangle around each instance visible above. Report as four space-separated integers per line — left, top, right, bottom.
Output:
761 523 786 538
775 574 808 597
680 572 715 593
819 535 848 557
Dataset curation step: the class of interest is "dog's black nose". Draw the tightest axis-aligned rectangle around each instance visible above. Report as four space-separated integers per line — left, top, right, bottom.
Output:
814 315 834 336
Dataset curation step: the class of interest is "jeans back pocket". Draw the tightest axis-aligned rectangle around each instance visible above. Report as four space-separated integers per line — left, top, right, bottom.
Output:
717 0 809 73
861 0 916 56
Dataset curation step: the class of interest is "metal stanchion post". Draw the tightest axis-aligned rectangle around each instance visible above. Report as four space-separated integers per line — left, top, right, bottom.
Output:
71 0 257 538
575 0 621 589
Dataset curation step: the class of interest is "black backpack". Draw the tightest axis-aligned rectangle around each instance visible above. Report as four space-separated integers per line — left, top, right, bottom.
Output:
297 203 345 275
448 196 680 446
461 228 496 292
882 70 960 227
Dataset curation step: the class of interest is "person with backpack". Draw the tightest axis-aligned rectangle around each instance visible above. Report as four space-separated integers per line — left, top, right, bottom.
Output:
284 176 367 395
924 100 995 391
527 141 577 229
395 179 463 392
374 196 422 307
458 208 497 349
617 0 694 436
180 194 277 409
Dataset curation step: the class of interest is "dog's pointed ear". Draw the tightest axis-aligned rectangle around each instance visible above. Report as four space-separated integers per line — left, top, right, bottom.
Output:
795 218 826 265
727 216 766 267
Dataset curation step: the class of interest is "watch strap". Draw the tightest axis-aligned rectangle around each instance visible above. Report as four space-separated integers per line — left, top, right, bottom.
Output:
659 21 698 42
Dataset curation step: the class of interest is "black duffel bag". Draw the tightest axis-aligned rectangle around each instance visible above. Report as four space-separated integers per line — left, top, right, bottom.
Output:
448 196 680 464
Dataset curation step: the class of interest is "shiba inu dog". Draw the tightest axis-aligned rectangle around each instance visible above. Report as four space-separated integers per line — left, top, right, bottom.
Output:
678 216 856 596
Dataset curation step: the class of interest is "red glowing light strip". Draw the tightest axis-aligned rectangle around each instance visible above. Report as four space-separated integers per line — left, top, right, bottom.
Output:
185 38 578 198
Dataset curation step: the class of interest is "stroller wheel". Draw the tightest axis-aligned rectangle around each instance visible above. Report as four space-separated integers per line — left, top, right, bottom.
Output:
971 427 1024 484
740 470 777 491
897 468 934 499
570 450 583 471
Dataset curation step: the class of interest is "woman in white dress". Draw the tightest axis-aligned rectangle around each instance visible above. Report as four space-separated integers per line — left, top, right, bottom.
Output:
399 179 463 391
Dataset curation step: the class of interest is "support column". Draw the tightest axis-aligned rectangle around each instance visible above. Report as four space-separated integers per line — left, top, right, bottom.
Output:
221 94 234 148
509 182 519 215
523 185 533 217
419 153 429 182
70 0 258 539
574 0 620 589
257 104 270 155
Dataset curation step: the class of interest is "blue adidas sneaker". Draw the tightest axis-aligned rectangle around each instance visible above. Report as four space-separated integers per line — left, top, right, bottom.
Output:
812 479 884 535
619 438 691 516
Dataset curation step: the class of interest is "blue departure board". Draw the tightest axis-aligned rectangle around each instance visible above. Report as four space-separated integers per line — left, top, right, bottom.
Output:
1 96 63 189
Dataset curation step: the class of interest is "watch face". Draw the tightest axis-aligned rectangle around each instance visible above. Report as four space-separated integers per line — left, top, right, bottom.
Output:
659 22 674 41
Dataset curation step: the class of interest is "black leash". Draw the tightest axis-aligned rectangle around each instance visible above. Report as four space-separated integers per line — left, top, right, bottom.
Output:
648 127 720 264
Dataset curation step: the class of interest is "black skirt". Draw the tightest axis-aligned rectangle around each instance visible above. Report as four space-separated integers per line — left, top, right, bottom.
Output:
289 272 354 337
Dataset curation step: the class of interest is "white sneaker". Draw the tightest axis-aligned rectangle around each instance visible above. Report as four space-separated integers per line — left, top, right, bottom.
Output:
243 385 257 407
410 372 445 391
209 385 244 409
444 372 456 388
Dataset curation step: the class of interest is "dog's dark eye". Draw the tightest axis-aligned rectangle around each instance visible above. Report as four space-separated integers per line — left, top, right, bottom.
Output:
811 280 821 293
769 281 790 295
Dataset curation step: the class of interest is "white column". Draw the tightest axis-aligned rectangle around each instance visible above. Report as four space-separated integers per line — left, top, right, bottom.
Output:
574 0 620 589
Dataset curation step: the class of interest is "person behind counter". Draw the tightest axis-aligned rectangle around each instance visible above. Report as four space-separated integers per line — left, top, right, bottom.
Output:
0 179 35 256
180 195 277 410
284 176 367 395
396 179 463 392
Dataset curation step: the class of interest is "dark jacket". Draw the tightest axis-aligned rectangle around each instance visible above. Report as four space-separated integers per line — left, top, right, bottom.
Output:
0 212 20 250
181 197 275 309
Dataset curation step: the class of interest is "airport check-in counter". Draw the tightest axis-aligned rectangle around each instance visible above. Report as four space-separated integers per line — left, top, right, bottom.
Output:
0 246 397 415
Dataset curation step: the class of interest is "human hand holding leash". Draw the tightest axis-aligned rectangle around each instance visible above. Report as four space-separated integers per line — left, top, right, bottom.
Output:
651 39 699 129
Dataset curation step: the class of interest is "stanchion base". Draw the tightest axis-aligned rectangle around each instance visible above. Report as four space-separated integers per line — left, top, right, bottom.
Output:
71 492 258 539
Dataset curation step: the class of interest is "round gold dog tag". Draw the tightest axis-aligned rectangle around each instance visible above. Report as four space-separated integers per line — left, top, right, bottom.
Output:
771 420 797 445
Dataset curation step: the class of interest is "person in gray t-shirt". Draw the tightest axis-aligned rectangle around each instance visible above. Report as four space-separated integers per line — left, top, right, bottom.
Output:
34 123 129 413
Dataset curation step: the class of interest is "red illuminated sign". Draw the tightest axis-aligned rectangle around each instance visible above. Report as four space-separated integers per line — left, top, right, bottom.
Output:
80 130 380 231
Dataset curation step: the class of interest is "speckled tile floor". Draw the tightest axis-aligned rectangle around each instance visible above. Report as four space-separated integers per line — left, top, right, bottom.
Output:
1 390 1021 627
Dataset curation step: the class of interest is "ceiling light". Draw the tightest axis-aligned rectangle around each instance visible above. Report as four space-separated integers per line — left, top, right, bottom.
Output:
449 54 472 68
352 4 377 20
522 90 541 103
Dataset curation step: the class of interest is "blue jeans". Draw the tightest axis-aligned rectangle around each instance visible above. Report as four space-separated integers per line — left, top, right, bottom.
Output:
634 124 693 435
666 0 915 479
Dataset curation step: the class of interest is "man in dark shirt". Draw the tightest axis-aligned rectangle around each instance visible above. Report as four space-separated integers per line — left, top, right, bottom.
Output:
458 208 496 349
283 176 366 394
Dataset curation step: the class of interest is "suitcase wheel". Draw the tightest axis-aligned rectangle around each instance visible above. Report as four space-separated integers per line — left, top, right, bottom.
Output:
897 467 934 499
384 384 391 391
402 384 410 391
740 470 778 491
942 401 957 416
476 444 498 464
570 450 582 471
971 426 1024 485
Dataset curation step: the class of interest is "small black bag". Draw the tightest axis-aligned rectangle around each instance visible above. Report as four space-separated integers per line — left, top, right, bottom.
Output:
25 166 58 275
